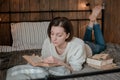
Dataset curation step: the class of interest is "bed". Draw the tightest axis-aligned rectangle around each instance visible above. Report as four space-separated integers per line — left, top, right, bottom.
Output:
0 3 120 79
0 21 120 80
0 22 49 80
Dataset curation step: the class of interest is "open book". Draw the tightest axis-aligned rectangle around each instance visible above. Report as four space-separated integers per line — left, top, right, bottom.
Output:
23 55 58 67
23 55 73 72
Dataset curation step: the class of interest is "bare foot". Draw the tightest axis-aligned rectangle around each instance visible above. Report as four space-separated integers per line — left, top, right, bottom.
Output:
89 5 102 21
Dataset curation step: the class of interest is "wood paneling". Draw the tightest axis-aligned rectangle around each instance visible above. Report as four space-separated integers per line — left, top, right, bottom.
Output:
0 24 12 45
1 0 119 45
0 0 9 12
104 0 120 44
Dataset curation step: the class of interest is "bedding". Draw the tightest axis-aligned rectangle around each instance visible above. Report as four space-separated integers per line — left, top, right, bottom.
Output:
0 43 120 80
0 21 48 80
0 49 41 80
0 22 120 80
0 22 49 52
11 22 49 50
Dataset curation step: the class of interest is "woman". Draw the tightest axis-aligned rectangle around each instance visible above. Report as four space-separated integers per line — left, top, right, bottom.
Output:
6 17 86 80
41 16 87 71
6 6 106 80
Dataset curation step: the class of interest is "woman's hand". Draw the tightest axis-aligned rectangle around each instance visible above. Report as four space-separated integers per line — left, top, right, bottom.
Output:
43 56 73 72
43 56 63 65
32 56 62 67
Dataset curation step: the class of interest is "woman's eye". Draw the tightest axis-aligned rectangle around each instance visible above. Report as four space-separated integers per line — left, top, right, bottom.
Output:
51 33 54 36
58 35 62 37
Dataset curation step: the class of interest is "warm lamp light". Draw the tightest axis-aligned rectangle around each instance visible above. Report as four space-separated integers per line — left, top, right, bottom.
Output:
78 2 90 10
81 3 87 8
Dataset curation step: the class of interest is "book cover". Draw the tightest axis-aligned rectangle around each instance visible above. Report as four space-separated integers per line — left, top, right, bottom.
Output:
92 53 111 60
88 63 118 70
86 58 113 66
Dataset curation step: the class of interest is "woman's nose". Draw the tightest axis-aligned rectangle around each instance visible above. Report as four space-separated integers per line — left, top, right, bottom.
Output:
52 35 57 41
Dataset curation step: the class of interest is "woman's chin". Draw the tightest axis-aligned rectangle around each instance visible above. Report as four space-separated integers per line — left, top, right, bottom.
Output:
53 44 59 47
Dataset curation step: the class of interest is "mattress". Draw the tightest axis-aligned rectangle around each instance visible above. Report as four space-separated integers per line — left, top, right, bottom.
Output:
0 43 120 80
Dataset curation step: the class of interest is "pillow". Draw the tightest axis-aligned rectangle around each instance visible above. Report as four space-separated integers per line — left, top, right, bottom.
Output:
11 22 49 50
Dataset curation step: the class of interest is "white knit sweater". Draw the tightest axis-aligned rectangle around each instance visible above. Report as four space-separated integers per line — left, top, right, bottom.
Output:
41 37 92 71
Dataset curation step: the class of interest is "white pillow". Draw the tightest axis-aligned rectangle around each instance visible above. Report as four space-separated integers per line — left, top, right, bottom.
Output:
11 22 49 50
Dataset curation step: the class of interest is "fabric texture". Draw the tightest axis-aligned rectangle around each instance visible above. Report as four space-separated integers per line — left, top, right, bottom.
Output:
6 64 70 80
0 49 41 70
41 37 86 71
6 64 48 80
4 43 120 80
11 22 49 50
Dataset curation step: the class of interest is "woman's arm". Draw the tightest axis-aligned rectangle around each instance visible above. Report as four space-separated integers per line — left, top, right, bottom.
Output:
68 43 86 71
43 56 73 72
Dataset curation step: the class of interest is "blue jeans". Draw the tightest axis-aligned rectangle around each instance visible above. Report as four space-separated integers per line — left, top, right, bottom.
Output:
83 24 106 54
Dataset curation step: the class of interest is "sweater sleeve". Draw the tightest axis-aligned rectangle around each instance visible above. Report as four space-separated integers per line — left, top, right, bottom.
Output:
41 38 51 58
67 44 86 71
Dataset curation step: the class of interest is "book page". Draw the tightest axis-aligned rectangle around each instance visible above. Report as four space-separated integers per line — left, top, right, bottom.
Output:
23 55 58 67
23 55 73 71
23 55 42 66
29 55 42 63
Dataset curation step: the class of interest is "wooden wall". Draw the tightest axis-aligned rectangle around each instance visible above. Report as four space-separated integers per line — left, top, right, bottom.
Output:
104 0 120 44
0 0 120 45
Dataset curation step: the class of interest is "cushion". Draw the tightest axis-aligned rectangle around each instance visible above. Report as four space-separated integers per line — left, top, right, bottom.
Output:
11 22 49 50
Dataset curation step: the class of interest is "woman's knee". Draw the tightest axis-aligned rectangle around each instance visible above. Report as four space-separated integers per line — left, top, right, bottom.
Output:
92 44 106 54
98 45 106 53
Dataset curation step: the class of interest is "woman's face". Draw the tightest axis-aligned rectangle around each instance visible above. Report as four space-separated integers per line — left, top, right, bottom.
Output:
50 26 69 47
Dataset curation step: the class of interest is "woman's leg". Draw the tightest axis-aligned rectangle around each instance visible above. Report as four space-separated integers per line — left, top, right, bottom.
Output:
89 5 102 21
85 22 106 54
93 22 105 46
83 21 93 42
84 5 102 42
85 23 106 54
85 5 106 54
